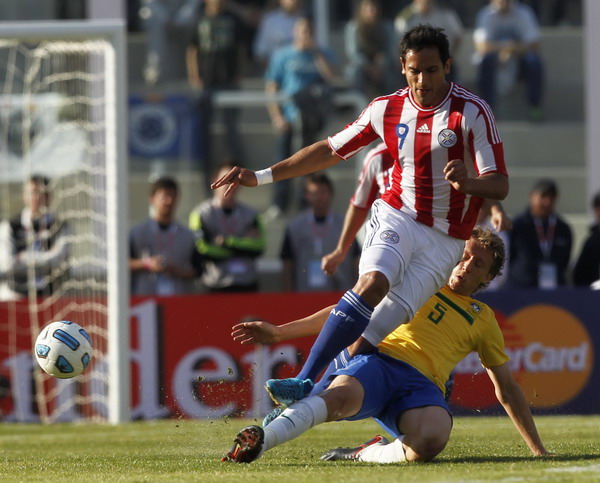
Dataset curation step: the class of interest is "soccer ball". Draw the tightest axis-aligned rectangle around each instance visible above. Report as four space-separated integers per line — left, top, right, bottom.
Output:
34 321 93 379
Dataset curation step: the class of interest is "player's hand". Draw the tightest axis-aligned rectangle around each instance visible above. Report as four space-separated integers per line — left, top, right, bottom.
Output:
211 166 258 196
443 159 470 192
490 209 512 232
321 249 345 276
533 449 556 457
231 321 281 345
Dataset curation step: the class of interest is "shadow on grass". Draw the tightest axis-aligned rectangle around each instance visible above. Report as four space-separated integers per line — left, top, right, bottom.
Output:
439 453 600 464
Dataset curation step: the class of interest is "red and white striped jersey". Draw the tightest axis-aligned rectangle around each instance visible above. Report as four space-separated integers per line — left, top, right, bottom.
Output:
328 83 507 240
351 142 395 209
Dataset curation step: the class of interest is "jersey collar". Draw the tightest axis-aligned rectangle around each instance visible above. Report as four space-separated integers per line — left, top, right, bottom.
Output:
407 82 454 112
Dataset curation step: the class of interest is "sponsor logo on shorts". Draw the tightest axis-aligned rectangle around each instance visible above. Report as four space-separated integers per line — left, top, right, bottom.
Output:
438 129 457 148
380 230 400 244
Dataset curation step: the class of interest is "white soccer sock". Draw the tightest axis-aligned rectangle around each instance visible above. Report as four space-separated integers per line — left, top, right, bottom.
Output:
356 436 406 464
263 396 328 452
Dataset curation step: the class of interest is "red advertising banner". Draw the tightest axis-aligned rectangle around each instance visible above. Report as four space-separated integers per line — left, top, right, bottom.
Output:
129 292 338 420
1 289 598 422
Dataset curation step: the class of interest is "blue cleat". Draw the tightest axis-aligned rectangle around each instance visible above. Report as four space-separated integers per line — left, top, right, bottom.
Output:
264 377 314 407
262 406 284 428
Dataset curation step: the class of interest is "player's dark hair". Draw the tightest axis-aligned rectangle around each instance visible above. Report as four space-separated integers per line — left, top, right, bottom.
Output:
471 226 506 292
305 172 334 195
399 24 451 65
150 176 179 196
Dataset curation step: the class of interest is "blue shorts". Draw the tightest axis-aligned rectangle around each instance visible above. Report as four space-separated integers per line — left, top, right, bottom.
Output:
327 351 450 438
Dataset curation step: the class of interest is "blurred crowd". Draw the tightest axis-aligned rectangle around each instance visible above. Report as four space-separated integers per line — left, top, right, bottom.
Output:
0 0 596 298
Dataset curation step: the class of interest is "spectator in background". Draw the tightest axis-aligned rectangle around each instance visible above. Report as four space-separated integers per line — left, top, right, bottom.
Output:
189 161 265 292
0 175 71 298
281 173 359 292
473 0 544 121
573 192 600 288
253 0 304 68
508 179 572 289
395 0 463 82
129 176 201 295
141 0 201 87
264 16 337 219
344 0 399 99
186 0 246 183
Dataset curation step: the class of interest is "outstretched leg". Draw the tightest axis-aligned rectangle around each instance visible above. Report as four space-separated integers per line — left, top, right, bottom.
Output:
265 272 388 406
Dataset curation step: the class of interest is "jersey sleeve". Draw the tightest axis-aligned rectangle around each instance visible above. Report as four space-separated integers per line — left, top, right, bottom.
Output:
476 307 510 368
469 103 507 177
350 148 381 209
327 101 381 160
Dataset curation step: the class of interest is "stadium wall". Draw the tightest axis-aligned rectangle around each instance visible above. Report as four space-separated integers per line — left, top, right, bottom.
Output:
1 289 598 422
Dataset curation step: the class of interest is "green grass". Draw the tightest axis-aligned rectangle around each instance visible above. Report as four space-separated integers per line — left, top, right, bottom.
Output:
1 416 599 482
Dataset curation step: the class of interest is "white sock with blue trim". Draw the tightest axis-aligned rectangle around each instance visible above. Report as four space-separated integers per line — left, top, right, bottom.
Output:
263 396 328 452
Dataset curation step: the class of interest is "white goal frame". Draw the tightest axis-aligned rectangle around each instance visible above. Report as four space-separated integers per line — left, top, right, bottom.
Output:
0 20 130 424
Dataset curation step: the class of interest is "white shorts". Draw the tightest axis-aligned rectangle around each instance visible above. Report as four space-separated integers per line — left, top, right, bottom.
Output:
359 199 465 345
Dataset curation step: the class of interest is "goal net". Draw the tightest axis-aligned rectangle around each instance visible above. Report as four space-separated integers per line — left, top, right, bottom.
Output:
0 22 129 424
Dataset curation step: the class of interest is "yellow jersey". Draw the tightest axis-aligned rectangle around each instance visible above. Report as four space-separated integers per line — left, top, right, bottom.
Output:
378 285 509 393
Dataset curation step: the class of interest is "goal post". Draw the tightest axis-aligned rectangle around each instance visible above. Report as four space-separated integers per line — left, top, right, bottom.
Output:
0 20 129 424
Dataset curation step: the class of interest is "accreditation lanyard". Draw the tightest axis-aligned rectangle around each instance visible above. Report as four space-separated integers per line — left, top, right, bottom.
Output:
309 213 332 256
218 206 239 237
533 215 556 260
153 221 178 255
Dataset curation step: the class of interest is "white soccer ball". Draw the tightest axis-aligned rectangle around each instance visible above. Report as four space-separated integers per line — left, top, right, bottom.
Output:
34 321 93 379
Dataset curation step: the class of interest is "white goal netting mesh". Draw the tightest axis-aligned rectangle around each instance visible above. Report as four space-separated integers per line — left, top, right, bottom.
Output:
0 38 116 423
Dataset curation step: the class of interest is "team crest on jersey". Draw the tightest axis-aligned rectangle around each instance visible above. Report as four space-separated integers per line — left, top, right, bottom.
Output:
470 302 481 313
380 230 399 244
438 129 458 148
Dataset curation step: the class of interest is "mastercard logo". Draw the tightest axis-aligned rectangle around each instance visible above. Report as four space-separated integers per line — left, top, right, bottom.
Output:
452 304 594 409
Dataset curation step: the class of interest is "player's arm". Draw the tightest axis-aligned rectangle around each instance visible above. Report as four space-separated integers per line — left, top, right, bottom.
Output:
322 204 370 276
486 363 550 456
232 305 335 345
481 199 512 232
444 164 508 200
211 140 341 195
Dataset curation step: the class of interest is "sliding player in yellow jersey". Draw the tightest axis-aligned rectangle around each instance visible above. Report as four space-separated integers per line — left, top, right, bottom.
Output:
222 227 550 464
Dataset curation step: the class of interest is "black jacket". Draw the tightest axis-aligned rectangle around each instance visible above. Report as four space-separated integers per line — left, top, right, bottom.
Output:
508 210 572 288
573 223 600 286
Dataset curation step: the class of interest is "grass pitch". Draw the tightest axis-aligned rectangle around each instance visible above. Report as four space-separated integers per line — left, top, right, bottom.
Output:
1 415 599 482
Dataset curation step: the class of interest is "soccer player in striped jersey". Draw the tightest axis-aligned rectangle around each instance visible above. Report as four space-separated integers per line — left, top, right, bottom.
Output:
223 228 550 464
212 24 509 406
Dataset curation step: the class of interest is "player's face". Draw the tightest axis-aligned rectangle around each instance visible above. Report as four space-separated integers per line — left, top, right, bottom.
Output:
402 47 451 107
447 238 494 296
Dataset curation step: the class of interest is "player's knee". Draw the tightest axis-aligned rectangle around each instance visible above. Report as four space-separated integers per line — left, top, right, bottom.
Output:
406 433 448 462
322 378 363 421
353 271 389 306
